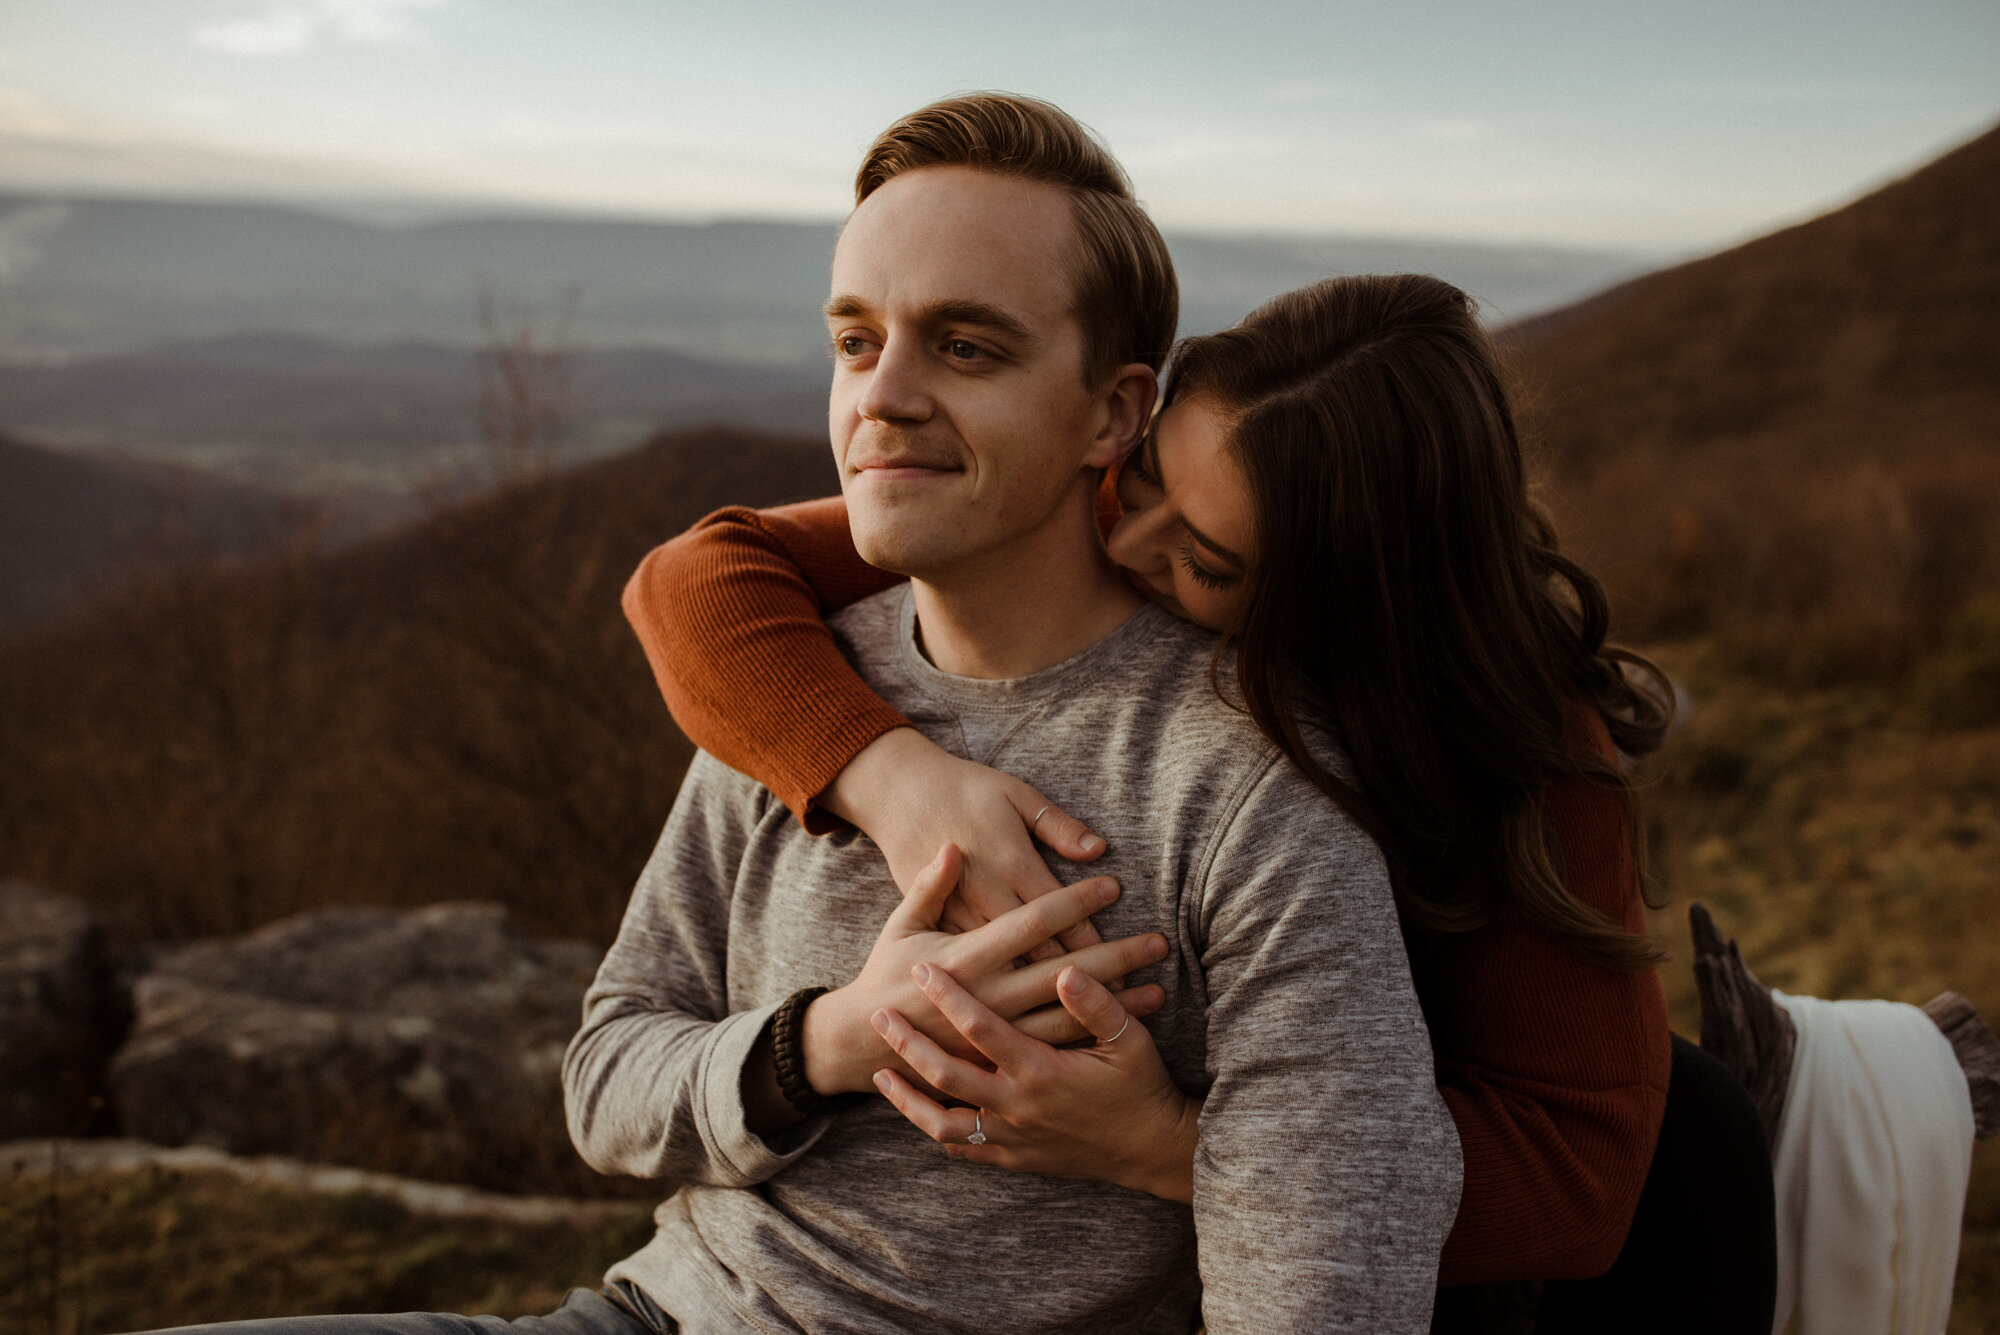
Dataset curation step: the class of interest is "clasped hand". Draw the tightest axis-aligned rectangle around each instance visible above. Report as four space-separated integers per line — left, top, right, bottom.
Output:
870 961 1199 1203
801 843 1167 1098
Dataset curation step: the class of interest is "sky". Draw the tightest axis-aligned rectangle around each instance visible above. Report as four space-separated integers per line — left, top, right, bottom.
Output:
1 0 1995 253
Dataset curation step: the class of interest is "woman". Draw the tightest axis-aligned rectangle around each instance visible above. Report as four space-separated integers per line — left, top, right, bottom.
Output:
624 273 1774 1329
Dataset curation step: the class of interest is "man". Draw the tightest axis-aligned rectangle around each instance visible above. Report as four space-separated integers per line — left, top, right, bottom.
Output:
564 94 1460 1333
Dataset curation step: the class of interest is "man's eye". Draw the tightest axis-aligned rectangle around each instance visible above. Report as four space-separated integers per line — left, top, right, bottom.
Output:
836 336 872 358
945 339 985 361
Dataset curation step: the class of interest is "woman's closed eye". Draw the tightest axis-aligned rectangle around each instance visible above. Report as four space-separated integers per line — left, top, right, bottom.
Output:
1177 545 1236 591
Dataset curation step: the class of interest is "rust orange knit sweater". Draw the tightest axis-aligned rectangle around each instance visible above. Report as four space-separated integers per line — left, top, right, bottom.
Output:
621 493 1671 1286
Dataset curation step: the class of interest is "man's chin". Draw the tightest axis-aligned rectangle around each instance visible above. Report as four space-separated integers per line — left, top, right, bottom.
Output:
847 515 949 579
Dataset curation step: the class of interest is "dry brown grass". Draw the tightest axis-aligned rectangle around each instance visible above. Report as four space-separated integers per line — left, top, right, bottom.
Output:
1637 640 2000 1331
0 424 836 946
1542 444 2000 685
1 1161 653 1334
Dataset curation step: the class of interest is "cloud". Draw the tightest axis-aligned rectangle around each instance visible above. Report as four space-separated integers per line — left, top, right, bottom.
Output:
194 0 447 58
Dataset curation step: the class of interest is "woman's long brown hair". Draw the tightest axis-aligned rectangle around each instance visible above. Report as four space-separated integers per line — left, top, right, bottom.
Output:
1168 274 1673 970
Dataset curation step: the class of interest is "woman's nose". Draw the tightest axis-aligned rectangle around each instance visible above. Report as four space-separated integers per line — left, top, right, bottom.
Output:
1106 503 1172 573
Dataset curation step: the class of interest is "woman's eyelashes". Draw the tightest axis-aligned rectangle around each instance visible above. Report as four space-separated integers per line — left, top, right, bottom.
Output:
1177 545 1235 591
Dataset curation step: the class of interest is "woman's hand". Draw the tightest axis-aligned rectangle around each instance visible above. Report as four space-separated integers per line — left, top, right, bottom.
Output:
869 961 1200 1203
802 844 1167 1097
821 728 1107 959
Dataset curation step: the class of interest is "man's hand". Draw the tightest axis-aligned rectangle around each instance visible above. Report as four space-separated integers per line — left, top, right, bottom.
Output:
802 843 1166 1098
820 728 1107 960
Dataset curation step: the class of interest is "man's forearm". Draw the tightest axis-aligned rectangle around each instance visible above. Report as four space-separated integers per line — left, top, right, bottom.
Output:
742 1021 807 1139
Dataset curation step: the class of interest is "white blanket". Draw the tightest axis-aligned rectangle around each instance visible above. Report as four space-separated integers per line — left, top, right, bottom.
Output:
1770 991 1976 1334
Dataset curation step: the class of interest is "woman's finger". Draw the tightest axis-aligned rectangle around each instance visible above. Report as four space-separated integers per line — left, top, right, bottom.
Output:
1019 791 1105 865
887 843 962 934
1050 915 1106 958
872 1069 981 1147
915 961 1042 1070
1013 791 1107 957
1012 984 1164 1045
1057 965 1146 1044
981 932 1166 1015
871 1003 1007 1107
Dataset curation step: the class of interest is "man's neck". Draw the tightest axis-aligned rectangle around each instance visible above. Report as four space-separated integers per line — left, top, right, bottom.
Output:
908 481 1143 680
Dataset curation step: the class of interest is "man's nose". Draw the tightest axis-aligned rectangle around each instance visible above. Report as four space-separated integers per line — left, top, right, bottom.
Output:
857 337 932 424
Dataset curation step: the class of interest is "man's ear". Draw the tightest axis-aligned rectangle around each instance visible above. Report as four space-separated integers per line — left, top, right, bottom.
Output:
1084 363 1159 469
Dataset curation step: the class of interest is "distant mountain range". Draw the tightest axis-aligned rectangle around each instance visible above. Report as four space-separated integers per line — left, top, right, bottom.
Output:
0 195 1652 365
0 193 1656 528
0 335 827 489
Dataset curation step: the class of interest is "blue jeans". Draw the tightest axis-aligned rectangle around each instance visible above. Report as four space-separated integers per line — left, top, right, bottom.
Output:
131 1286 674 1335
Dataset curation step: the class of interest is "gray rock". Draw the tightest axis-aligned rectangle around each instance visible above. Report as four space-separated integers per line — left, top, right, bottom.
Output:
108 901 624 1195
0 882 121 1138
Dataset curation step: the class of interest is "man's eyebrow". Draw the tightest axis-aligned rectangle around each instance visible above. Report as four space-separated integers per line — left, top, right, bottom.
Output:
1147 429 1246 567
919 299 1039 347
821 294 1039 349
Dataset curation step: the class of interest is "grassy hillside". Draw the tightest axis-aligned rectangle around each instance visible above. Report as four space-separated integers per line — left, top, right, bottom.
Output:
0 424 836 945
1513 121 2000 683
1639 640 1999 1333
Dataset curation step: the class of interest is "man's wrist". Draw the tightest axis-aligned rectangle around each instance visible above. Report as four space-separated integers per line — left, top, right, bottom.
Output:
800 985 875 1096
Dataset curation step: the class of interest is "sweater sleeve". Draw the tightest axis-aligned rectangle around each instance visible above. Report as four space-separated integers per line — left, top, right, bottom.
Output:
1422 709 1672 1284
563 752 834 1186
622 496 908 832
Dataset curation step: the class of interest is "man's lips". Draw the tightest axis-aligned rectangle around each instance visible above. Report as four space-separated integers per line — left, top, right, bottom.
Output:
850 459 962 480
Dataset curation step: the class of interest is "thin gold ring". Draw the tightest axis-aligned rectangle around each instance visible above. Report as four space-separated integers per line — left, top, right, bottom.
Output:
1030 804 1052 833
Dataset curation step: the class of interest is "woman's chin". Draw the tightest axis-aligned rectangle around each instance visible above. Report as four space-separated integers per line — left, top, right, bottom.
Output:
1122 569 1190 623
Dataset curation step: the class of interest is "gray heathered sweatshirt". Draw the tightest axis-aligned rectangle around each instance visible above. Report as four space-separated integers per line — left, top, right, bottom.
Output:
564 588 1461 1334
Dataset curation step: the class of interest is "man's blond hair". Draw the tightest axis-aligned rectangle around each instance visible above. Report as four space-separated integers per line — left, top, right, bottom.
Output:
857 93 1178 386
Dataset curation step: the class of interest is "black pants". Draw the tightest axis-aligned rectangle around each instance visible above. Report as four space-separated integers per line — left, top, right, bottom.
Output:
1435 1035 1779 1334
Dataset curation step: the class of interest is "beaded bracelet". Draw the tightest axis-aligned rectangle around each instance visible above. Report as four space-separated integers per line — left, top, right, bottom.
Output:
771 986 864 1118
